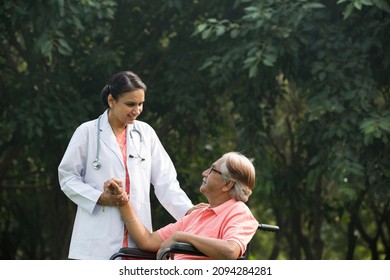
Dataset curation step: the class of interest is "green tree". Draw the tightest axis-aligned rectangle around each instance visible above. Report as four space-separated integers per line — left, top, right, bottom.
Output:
1 0 389 260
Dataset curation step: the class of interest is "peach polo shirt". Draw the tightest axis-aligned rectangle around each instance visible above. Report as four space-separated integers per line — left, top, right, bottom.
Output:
157 198 258 260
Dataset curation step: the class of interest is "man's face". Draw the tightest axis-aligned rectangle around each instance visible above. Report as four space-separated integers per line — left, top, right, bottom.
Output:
200 158 225 197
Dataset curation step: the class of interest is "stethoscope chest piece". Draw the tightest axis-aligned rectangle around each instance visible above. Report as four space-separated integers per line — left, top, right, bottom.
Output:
92 114 145 169
92 159 101 170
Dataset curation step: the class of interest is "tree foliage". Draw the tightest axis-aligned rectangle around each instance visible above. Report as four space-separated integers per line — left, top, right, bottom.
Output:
0 0 389 259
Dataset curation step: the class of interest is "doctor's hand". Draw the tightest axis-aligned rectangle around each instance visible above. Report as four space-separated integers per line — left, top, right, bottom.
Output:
186 202 209 215
104 178 124 195
97 178 128 207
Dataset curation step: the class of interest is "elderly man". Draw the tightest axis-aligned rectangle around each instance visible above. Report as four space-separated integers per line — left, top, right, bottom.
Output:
107 152 258 260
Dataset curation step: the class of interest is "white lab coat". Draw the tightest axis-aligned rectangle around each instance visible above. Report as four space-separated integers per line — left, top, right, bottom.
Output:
58 110 193 259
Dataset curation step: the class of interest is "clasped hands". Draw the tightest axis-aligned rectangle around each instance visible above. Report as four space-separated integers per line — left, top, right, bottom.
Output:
100 178 208 213
99 178 128 207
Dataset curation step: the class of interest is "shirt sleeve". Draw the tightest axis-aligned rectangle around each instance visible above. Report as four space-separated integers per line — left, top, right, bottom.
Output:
221 207 259 255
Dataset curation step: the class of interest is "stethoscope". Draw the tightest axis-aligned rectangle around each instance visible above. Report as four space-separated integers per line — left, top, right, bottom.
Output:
92 115 144 170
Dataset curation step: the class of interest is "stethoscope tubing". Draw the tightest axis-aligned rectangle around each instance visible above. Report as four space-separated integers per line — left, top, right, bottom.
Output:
92 115 102 170
92 115 143 170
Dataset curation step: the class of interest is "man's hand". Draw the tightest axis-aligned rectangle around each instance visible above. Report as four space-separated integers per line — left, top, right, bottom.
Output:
98 178 128 206
157 231 182 260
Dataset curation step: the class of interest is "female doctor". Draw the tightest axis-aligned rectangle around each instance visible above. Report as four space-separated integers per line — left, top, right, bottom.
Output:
58 71 197 259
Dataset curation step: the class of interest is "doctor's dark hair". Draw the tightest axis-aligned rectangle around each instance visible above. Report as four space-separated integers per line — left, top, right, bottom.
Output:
100 71 147 108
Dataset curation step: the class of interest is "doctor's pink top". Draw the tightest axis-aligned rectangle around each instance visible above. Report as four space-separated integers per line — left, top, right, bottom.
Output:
157 198 258 260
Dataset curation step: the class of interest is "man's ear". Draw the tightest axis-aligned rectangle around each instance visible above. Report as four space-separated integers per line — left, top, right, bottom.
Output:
222 180 234 192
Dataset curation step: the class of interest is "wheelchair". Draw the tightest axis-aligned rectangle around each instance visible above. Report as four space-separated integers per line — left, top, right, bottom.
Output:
109 223 279 260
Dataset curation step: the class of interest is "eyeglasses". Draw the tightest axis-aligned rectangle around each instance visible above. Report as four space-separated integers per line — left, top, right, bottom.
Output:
208 165 222 175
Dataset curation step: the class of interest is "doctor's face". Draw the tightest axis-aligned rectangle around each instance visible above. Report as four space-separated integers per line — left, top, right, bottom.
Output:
108 89 145 125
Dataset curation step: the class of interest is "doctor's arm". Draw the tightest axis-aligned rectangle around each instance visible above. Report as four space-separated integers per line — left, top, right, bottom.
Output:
59 124 128 209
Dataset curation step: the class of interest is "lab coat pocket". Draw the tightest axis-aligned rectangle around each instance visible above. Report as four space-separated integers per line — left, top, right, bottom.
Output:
78 207 112 240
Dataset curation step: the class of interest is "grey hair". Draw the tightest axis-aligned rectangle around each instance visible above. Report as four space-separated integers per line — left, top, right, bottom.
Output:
219 152 255 203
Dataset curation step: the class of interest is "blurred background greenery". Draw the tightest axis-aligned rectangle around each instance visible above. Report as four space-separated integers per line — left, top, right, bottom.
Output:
0 0 389 259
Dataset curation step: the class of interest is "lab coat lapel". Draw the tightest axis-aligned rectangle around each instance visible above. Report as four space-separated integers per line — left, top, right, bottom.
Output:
98 111 125 168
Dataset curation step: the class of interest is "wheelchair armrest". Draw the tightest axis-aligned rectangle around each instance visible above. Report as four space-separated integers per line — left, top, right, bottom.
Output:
109 247 156 260
258 223 280 233
157 242 206 260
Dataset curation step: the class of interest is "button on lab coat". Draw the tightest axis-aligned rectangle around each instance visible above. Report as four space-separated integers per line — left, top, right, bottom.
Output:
58 110 193 259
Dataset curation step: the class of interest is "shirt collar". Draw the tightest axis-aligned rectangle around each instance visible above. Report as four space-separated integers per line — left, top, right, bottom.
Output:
206 199 238 216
